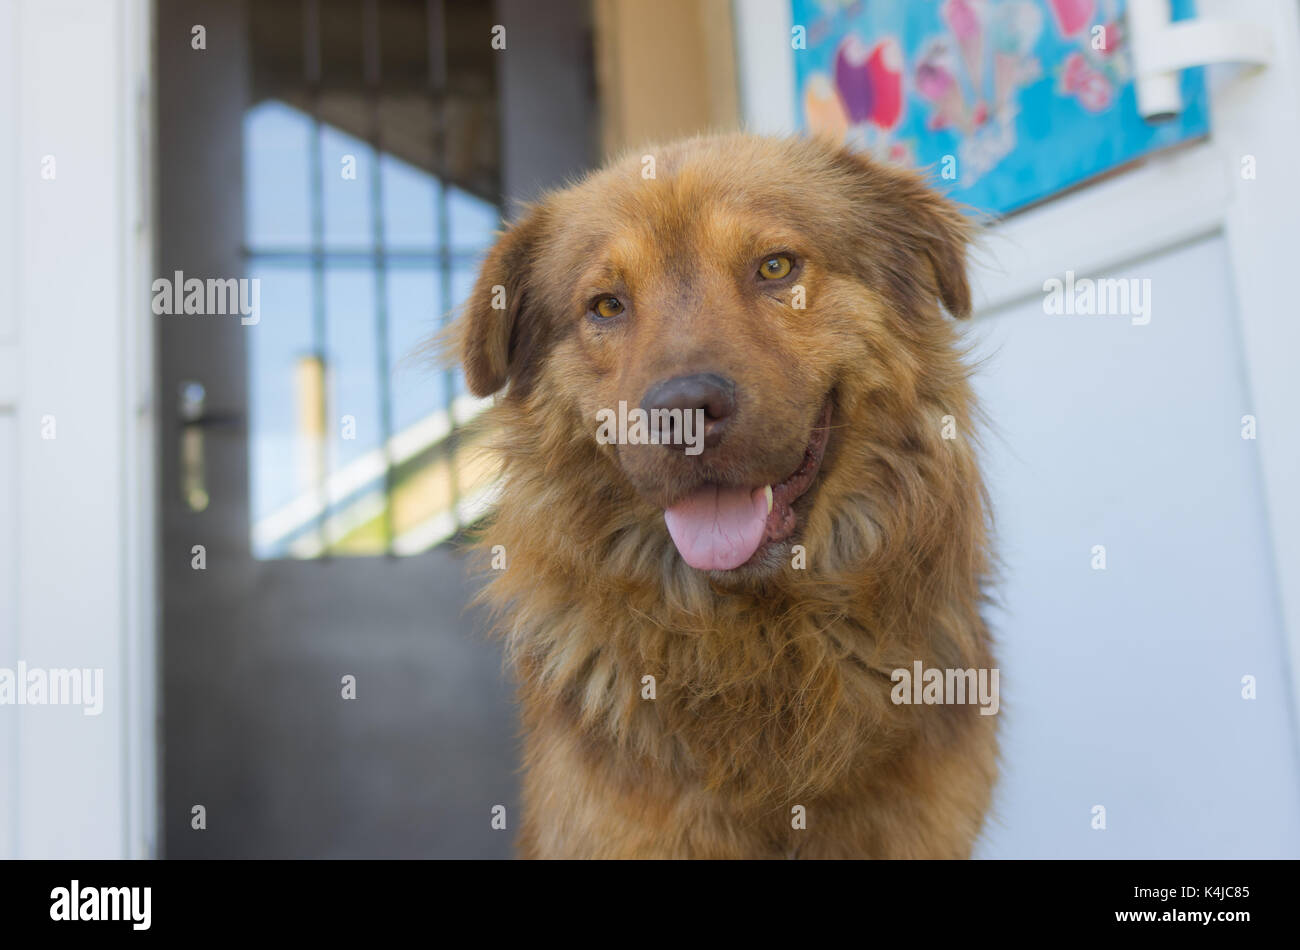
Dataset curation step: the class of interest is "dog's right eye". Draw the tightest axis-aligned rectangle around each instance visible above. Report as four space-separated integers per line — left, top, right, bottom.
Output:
758 254 795 280
592 296 624 319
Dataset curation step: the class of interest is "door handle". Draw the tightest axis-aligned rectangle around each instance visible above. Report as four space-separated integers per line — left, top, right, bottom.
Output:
1128 0 1273 121
178 381 243 512
179 380 244 428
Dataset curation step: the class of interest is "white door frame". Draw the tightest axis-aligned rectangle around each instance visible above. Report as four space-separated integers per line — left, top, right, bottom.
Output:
0 0 156 858
735 0 1300 747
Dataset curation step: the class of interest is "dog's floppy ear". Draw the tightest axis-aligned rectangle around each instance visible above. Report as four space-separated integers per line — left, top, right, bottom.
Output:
836 147 973 320
458 205 547 397
899 176 973 319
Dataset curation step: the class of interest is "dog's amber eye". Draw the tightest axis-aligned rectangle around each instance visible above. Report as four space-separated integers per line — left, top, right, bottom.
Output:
758 255 794 280
594 296 624 318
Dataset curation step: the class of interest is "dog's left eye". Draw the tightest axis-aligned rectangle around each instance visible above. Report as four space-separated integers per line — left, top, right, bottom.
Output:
758 255 794 280
593 296 624 319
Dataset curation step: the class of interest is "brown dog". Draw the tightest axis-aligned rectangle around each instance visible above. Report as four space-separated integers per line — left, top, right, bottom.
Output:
455 133 997 858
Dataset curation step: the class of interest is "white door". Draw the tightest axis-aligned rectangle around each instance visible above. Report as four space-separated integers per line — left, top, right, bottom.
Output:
0 0 156 859
736 0 1300 857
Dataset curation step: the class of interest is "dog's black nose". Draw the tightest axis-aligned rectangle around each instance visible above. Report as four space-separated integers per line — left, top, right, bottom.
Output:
640 373 736 448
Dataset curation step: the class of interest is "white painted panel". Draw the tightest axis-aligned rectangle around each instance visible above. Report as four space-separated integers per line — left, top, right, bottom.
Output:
0 0 18 860
14 0 127 858
0 415 17 858
119 0 157 858
0 346 16 409
972 234 1300 857
1209 0 1300 751
733 0 796 134
0 0 17 344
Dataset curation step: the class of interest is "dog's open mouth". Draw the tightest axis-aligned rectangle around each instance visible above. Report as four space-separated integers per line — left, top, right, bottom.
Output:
663 399 833 572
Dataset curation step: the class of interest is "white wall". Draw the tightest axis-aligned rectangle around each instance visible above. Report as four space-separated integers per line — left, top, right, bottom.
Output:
733 0 796 134
971 234 1300 857
0 0 155 858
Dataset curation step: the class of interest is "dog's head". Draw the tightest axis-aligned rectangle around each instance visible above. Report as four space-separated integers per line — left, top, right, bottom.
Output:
457 134 974 583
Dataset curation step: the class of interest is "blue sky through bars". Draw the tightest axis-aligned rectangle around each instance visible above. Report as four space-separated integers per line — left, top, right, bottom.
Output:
243 99 499 557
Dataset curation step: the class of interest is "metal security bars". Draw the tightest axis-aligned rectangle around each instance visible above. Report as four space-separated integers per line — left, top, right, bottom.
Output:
243 0 501 558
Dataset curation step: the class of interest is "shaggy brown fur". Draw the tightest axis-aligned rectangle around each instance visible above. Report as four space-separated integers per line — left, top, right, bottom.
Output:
454 133 997 859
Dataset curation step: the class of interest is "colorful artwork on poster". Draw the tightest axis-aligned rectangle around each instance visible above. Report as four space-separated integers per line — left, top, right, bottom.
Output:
791 0 1210 215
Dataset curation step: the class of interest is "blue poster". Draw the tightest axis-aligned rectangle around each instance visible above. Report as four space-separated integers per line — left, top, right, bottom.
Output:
790 0 1209 215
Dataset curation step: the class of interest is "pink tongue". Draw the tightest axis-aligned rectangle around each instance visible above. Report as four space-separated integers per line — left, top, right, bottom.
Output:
663 485 769 571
